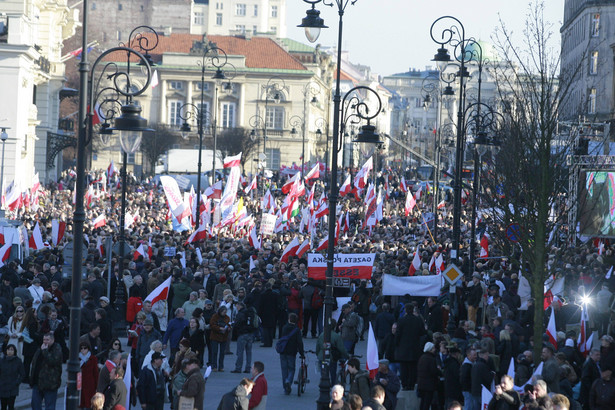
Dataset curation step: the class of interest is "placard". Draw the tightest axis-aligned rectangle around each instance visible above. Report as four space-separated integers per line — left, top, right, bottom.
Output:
307 253 375 280
164 246 176 257
260 213 277 236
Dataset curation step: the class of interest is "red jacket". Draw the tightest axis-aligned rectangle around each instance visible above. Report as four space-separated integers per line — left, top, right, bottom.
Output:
287 288 301 310
126 297 143 323
249 372 268 410
79 354 100 408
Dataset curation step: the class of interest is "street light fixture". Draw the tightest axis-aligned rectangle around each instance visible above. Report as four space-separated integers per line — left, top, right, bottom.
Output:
300 2 381 406
260 77 287 192
0 127 9 218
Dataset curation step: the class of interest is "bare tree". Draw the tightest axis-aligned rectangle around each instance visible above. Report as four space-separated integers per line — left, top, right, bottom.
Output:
209 127 259 169
141 124 180 174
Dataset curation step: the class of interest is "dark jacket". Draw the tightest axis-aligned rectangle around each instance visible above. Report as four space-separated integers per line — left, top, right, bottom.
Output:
542 357 561 393
443 355 463 401
424 302 443 333
374 311 395 340
362 399 385 410
590 377 615 410
471 357 493 397
374 369 400 410
181 367 206 410
394 313 426 362
137 365 165 405
103 378 128 410
487 388 521 410
581 357 601 408
233 307 253 336
136 328 162 365
280 323 304 356
181 327 205 359
258 289 278 328
0 355 24 397
349 370 371 402
217 384 250 410
460 358 473 393
30 342 63 391
417 351 439 391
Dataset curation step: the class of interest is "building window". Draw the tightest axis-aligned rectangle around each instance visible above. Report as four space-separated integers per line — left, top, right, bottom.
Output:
591 13 600 37
265 148 280 170
91 3 96 10
266 106 284 129
194 11 204 25
236 25 246 33
117 31 121 41
588 88 597 114
140 5 144 11
253 5 258 16
270 26 277 34
127 152 135 164
271 5 278 17
216 2 223 10
216 13 223 25
253 25 258 34
415 98 423 108
168 100 184 126
589 51 598 75
195 82 209 91
169 81 183 90
236 4 246 16
221 103 236 128
118 3 122 10
197 102 210 128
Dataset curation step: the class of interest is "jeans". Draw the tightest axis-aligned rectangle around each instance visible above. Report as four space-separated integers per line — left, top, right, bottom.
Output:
235 333 253 371
211 340 227 370
463 392 476 410
280 354 296 386
31 387 57 410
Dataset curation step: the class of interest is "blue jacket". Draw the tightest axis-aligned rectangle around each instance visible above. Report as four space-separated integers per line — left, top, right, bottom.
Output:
162 318 188 348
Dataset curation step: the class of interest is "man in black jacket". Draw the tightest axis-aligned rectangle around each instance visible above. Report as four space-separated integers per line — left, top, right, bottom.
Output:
581 348 601 410
394 303 426 390
279 313 304 395
487 375 520 410
103 366 127 410
460 347 477 409
471 349 493 407
231 302 254 374
137 352 166 410
466 273 483 324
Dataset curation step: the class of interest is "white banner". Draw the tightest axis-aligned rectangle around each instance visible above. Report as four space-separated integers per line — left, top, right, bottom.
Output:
220 167 240 221
260 213 277 236
382 273 442 296
307 253 375 280
160 176 190 222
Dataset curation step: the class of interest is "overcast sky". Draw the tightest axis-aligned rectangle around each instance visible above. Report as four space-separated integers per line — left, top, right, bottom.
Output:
285 0 564 77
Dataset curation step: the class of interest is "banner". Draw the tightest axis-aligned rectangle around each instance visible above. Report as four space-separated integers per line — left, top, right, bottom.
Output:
160 176 190 223
260 213 277 236
307 253 375 280
220 167 241 221
382 273 442 296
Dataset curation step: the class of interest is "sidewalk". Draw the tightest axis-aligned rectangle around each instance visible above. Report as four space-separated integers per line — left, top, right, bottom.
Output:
15 337 368 409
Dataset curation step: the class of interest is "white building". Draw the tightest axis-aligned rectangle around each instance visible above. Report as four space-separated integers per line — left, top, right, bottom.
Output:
0 0 79 187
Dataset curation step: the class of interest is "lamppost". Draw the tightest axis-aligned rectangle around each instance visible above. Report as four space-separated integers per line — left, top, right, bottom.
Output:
299 82 320 180
0 128 9 218
430 16 482 265
261 77 286 179
68 28 155 410
299 2 382 406
315 118 329 183
289 115 306 177
177 45 232 230
249 114 266 195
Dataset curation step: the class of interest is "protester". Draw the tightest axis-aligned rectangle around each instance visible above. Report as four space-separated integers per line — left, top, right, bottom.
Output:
30 332 63 410
137 352 166 410
0 344 24 410
248 361 267 410
79 341 100 409
278 313 304 395
218 378 254 410
178 358 206 410
102 366 127 410
209 305 231 372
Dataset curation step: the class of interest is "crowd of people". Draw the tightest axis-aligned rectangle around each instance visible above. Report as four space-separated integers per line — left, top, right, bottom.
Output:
0 164 612 410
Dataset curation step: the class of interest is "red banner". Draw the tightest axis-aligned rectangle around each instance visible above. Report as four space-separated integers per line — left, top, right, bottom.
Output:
307 253 375 280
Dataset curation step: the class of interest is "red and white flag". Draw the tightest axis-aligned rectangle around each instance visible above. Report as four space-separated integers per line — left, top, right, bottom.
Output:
404 191 416 216
244 176 257 194
305 163 320 181
144 275 172 305
107 160 117 180
546 306 557 348
281 237 301 263
366 323 379 379
96 236 104 257
223 152 242 169
133 243 147 260
204 181 222 199
0 243 11 267
354 157 373 189
51 219 66 246
262 189 275 211
400 176 407 193
93 214 106 229
408 248 421 276
479 234 489 258
281 173 301 195
296 238 310 259
340 175 352 197
437 200 446 209
578 305 590 357
249 226 261 250
28 222 45 250
185 223 209 245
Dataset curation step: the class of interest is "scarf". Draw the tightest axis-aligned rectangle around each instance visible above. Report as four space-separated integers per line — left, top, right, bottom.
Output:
79 351 91 367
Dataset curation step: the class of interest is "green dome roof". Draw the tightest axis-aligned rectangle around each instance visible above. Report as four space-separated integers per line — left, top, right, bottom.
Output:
459 40 500 63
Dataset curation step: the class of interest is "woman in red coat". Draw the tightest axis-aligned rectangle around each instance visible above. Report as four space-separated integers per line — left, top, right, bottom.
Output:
126 288 143 323
79 341 100 409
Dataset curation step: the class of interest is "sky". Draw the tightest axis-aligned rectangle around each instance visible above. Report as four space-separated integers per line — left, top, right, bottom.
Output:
285 0 565 77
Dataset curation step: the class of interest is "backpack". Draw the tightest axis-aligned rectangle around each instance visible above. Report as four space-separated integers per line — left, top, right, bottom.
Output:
275 327 299 354
247 307 261 330
355 314 364 341
311 288 324 310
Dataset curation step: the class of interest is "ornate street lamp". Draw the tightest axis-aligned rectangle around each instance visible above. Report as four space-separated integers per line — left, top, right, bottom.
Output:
260 77 287 193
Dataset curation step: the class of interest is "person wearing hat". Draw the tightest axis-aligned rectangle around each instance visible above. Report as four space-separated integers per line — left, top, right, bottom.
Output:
373 358 400 410
442 345 463 407
471 350 493 407
137 351 167 410
417 342 439 410
466 273 483 326
28 277 44 309
136 318 162 370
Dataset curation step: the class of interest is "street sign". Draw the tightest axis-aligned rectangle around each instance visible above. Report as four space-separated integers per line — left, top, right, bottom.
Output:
63 241 88 277
112 242 133 257
506 223 522 243
333 277 350 288
442 264 463 285
258 153 267 161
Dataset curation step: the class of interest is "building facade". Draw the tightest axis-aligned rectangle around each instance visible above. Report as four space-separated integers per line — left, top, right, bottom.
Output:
0 0 79 186
192 0 286 37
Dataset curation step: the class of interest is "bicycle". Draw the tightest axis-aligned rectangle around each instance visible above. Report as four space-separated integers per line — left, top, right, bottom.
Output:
297 349 315 396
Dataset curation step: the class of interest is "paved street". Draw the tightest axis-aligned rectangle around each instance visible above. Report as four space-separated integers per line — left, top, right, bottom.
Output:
14 336 368 409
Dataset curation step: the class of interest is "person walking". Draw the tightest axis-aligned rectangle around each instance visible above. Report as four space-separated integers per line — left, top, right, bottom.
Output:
394 302 426 390
162 308 189 366
417 342 440 410
179 358 206 410
30 332 63 410
232 302 254 374
102 366 127 410
209 306 231 372
278 313 304 395
137 352 167 410
79 342 100 410
0 344 24 410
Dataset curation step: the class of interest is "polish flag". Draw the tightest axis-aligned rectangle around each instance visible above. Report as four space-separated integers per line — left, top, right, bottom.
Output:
479 234 489 258
150 69 159 89
51 219 66 246
415 186 422 201
223 152 242 169
262 189 275 211
85 185 95 208
249 226 261 250
144 275 172 305
339 175 352 197
428 254 436 272
93 214 106 229
244 176 257 194
435 254 445 275
578 304 589 357
28 222 45 250
305 163 320 181
204 181 222 199
437 200 446 209
296 238 310 259
315 221 339 252
366 323 379 379
133 243 147 261
407 248 421 276
185 223 209 245
546 307 557 348
281 173 301 195
354 157 373 189
404 191 416 216
96 236 104 257
400 177 407 193
249 256 257 272
0 243 11 267
281 237 301 263
107 160 117 180
461 189 468 205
